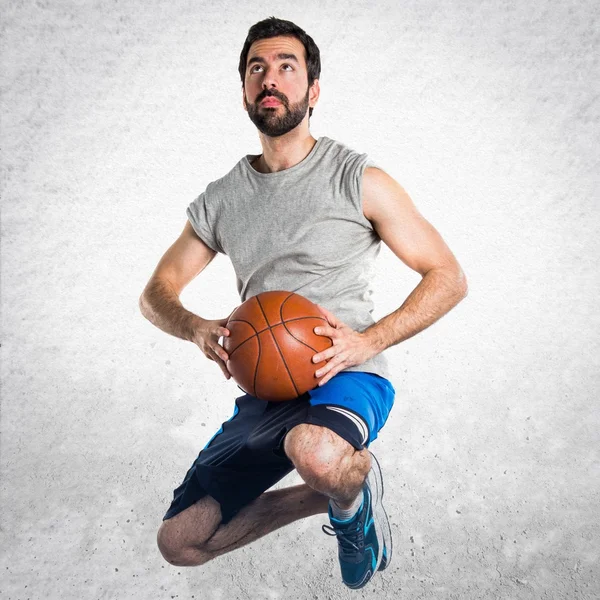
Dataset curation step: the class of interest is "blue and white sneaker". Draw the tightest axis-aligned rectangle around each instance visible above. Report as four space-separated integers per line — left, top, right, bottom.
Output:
322 451 392 588
367 451 393 571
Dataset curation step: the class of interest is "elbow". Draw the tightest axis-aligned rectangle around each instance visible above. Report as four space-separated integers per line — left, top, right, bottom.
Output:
440 262 467 301
456 268 468 300
139 289 150 319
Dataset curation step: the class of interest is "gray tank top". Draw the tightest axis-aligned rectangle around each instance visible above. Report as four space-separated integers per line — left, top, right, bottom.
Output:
187 136 389 379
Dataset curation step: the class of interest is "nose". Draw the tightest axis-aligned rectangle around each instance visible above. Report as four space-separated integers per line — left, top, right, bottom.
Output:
261 65 280 90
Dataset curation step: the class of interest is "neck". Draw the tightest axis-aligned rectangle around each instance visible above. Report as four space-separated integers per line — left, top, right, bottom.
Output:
253 127 317 173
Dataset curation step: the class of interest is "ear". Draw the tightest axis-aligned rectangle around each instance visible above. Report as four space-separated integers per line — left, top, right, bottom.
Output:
309 79 320 109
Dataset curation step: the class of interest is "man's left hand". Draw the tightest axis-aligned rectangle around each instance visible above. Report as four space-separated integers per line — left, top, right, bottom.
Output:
312 305 379 386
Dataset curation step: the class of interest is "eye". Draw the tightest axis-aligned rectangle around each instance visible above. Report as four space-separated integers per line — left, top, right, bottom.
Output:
249 63 294 74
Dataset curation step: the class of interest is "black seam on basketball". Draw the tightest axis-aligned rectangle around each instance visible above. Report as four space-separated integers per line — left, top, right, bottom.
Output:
280 294 328 351
280 291 296 316
226 318 259 359
256 293 299 397
252 319 261 398
279 292 295 325
281 316 328 352
224 315 259 396
229 315 327 338
249 297 261 397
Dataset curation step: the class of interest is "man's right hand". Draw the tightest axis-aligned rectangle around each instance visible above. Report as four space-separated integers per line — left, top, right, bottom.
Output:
192 317 232 380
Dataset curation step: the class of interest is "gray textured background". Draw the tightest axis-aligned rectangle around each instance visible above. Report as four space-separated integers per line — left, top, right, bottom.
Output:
1 1 599 599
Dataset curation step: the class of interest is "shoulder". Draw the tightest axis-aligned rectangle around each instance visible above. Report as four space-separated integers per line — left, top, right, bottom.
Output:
201 158 247 201
362 167 413 222
321 136 367 162
325 138 367 159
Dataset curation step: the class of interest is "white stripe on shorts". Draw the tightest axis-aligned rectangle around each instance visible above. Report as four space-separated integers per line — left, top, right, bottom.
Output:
324 406 369 446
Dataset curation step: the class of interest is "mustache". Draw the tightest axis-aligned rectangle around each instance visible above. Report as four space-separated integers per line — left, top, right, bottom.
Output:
256 90 287 105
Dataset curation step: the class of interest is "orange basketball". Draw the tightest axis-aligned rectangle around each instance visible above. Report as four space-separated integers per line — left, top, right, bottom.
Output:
223 290 333 402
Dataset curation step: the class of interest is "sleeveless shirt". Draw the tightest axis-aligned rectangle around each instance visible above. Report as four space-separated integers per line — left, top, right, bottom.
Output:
186 136 390 380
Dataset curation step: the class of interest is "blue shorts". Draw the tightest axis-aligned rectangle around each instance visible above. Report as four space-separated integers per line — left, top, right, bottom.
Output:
163 371 395 524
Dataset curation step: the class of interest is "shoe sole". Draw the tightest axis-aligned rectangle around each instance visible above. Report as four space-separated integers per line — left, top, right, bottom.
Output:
366 451 393 571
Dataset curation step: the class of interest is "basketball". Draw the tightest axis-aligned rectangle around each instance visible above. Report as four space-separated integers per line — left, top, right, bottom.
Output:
223 290 333 402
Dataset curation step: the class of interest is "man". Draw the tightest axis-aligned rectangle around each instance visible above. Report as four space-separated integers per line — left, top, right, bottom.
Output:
139 17 467 590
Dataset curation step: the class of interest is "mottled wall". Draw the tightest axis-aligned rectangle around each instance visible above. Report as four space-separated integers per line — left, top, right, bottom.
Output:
1 1 598 599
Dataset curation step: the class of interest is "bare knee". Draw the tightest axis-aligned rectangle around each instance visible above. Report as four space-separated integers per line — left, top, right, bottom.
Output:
156 520 182 565
156 520 210 567
284 423 369 483
157 497 222 567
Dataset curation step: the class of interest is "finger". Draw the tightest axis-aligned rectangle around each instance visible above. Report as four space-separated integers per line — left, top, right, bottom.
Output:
314 358 335 378
218 362 231 379
317 368 338 386
317 304 337 322
315 363 332 379
313 325 335 338
316 351 348 376
213 345 229 362
313 348 335 363
204 345 224 363
316 354 347 384
316 303 332 316
210 350 231 379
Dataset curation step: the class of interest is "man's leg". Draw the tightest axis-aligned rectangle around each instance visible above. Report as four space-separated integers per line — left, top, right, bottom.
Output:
157 423 369 567
283 423 372 508
157 483 329 567
285 423 388 590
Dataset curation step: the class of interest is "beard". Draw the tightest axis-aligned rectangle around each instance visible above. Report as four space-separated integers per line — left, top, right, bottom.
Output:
246 87 310 137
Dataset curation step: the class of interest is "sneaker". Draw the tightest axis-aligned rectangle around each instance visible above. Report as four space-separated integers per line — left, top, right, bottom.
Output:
322 486 379 589
322 451 391 588
366 451 393 571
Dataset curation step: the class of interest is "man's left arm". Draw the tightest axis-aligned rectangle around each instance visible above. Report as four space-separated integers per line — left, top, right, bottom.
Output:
313 167 468 385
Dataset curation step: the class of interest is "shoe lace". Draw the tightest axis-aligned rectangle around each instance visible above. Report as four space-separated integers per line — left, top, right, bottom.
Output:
322 521 364 558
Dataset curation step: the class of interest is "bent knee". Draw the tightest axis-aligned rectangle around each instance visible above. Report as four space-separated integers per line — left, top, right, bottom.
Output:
157 521 211 567
157 521 188 565
284 424 355 479
157 496 222 566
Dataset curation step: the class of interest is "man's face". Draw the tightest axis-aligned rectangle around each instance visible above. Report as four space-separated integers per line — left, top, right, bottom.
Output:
243 35 318 137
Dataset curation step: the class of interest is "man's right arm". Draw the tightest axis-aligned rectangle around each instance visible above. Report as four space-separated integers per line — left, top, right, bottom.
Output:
139 220 231 378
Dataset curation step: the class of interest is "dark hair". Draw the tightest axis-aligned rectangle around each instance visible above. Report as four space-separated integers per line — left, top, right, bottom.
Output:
238 17 321 118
